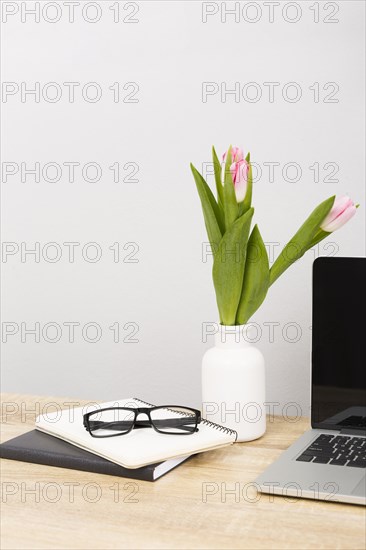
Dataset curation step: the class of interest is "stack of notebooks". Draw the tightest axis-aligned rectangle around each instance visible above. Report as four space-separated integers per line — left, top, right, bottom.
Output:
0 398 237 481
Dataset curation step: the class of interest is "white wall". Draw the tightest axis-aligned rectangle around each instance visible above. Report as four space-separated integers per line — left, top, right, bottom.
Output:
1 1 365 416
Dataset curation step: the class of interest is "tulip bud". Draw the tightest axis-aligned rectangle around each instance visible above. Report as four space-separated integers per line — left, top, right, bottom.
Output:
223 147 244 164
320 195 357 233
222 147 249 203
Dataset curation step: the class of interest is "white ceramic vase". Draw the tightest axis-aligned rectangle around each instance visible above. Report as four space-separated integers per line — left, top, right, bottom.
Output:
202 324 266 442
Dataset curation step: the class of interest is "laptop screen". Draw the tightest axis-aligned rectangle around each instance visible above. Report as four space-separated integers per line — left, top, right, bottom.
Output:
311 257 366 431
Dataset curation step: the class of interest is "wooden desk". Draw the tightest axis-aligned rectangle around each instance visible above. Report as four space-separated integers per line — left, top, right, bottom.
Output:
1 394 365 550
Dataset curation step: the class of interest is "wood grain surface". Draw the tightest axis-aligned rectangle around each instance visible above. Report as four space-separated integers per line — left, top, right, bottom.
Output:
1 393 365 550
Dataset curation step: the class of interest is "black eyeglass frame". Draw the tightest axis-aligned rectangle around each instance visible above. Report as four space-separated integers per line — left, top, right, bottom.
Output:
83 406 201 437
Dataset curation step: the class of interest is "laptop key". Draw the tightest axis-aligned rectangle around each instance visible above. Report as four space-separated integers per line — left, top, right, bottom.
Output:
302 451 317 457
313 457 330 464
296 454 313 462
330 458 347 466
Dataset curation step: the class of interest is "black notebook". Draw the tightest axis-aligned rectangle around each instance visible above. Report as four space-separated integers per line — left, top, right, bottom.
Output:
0 430 191 482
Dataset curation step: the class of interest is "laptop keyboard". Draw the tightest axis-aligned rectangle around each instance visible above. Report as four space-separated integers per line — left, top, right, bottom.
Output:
296 434 366 468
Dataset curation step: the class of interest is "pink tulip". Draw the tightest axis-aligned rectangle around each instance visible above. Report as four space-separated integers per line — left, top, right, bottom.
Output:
223 147 244 164
222 147 249 203
320 195 357 232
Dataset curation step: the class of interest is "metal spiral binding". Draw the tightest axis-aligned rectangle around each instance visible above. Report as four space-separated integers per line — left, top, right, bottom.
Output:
133 397 155 408
133 398 238 442
201 419 238 441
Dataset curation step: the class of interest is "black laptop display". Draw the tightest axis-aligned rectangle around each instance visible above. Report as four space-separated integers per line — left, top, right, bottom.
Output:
311 257 366 431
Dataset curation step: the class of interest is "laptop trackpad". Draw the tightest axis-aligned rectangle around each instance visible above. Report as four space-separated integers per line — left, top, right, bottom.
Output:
352 476 366 496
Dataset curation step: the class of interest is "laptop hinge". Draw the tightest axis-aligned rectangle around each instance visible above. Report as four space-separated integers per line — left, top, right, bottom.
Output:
340 428 366 436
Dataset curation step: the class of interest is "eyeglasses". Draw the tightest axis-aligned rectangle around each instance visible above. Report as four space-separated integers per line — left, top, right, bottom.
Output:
83 406 201 437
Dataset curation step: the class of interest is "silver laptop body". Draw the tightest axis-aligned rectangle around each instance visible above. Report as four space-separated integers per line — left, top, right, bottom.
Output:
256 258 366 505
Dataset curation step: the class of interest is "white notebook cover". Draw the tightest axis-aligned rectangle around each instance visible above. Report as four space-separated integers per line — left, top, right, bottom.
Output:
35 398 237 469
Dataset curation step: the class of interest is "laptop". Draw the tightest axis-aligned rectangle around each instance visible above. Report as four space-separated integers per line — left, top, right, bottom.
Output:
256 257 366 505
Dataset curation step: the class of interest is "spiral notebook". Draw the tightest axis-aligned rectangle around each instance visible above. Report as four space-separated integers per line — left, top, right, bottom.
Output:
35 398 237 469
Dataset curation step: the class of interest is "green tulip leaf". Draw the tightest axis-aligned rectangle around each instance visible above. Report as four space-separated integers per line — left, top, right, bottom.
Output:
236 225 269 324
269 195 335 286
241 159 253 216
191 163 224 255
307 229 332 249
213 207 254 325
212 146 224 211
